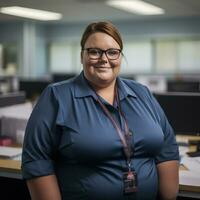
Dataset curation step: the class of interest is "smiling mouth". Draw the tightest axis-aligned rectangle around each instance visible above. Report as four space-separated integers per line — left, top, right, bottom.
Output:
93 66 112 69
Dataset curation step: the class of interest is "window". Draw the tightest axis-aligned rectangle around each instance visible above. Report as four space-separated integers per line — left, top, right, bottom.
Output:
178 40 200 72
49 43 73 73
122 41 152 73
48 38 200 75
155 40 177 72
0 43 18 76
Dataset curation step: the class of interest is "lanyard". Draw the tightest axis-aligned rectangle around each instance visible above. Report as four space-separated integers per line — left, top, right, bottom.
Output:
96 86 133 171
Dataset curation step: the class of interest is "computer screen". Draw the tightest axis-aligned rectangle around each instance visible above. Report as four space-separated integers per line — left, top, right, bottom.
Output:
0 91 26 107
52 73 76 83
154 92 200 135
19 79 51 100
167 80 200 93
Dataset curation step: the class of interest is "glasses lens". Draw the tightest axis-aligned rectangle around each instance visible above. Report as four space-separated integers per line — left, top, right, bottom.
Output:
106 49 120 59
88 48 101 59
86 48 121 60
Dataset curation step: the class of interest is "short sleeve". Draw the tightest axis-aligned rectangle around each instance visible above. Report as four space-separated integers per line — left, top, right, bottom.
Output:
21 85 60 180
146 89 179 164
155 113 179 164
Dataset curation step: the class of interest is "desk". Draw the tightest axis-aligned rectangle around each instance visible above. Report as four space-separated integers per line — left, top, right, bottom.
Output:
0 159 200 199
0 159 21 179
179 185 200 199
1 137 200 199
0 159 30 200
177 135 200 199
179 165 200 198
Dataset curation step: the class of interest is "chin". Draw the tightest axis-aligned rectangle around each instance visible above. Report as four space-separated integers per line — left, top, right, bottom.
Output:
97 71 113 79
97 73 116 84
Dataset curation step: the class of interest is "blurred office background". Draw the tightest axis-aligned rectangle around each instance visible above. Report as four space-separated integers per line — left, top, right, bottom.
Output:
0 0 200 95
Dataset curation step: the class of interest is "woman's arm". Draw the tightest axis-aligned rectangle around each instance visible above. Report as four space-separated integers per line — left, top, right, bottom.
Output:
157 160 179 200
27 175 61 200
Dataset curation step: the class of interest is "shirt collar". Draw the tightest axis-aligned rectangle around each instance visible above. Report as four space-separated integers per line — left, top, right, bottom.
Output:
117 77 137 100
74 71 97 99
74 71 137 100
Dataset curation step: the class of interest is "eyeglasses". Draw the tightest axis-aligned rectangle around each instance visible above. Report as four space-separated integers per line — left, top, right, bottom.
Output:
82 48 121 60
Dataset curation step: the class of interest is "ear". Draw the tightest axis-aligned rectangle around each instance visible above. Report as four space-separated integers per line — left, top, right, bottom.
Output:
81 51 83 64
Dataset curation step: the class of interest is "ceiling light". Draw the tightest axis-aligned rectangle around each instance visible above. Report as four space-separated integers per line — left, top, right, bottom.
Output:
0 6 62 21
106 0 165 15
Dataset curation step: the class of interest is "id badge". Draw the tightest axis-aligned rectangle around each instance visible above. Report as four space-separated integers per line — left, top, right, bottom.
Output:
123 171 137 194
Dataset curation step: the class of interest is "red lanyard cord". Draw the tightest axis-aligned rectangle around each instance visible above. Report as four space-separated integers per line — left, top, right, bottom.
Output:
96 86 133 170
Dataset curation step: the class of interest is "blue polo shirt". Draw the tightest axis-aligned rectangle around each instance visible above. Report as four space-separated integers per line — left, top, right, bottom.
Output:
22 71 179 200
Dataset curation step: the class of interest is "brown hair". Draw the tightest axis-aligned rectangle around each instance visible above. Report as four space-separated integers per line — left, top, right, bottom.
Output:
80 21 123 50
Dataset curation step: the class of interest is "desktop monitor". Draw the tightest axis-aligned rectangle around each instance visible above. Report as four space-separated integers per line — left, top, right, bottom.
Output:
0 91 26 107
167 80 200 93
52 73 76 83
19 79 51 100
153 92 200 135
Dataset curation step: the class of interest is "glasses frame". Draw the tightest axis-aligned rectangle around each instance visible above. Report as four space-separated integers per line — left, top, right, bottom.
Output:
82 48 122 60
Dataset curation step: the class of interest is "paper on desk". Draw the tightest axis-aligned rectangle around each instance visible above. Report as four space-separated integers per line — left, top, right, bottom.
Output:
195 157 200 163
179 146 189 166
181 157 200 173
0 146 22 159
0 102 32 119
179 170 200 186
179 146 189 157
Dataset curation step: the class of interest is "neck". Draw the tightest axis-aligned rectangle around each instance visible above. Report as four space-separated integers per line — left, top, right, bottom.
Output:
91 80 117 105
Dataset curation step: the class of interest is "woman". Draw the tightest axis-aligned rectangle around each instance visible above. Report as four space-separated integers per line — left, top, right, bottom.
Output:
22 21 179 200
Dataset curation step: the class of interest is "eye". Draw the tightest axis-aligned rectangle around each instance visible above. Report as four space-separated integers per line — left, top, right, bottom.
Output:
107 49 120 56
88 48 101 56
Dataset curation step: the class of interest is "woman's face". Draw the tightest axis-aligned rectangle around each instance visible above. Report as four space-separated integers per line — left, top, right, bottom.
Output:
81 32 122 88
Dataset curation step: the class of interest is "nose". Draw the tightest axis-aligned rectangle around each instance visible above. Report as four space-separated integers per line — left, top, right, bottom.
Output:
100 52 108 61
